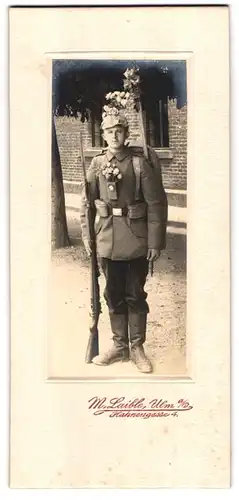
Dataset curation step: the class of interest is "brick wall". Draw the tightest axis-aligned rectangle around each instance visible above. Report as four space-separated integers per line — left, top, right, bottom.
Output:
167 99 187 189
54 118 93 182
55 97 187 190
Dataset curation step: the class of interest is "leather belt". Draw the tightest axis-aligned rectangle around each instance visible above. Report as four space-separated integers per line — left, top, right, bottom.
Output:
109 207 128 217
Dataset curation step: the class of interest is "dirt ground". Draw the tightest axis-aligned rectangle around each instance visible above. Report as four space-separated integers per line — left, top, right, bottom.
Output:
49 212 187 379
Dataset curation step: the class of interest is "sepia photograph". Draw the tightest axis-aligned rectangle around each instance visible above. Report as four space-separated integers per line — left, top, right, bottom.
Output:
9 5 230 488
50 58 187 378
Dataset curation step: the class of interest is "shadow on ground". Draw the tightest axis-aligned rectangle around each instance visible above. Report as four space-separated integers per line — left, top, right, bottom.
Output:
50 212 187 379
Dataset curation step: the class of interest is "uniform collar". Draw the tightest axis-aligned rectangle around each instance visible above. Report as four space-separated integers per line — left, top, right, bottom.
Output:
106 146 130 162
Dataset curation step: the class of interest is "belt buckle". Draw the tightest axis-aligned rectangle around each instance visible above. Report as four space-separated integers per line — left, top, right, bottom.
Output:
112 208 123 216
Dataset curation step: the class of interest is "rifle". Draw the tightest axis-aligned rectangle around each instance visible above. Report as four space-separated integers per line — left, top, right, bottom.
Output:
135 80 154 277
79 133 101 363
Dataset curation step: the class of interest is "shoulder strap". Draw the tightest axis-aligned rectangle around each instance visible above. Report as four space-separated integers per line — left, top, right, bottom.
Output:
132 156 141 201
95 148 107 157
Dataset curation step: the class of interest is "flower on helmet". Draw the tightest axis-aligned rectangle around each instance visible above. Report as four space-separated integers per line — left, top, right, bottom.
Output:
108 107 119 116
120 99 127 107
124 68 134 79
103 105 110 113
102 83 134 122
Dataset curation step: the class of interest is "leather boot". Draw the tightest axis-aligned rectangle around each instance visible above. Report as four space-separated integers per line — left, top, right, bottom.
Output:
92 313 129 366
129 312 153 373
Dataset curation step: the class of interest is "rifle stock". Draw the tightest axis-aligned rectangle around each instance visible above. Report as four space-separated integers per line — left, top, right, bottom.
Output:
84 228 101 363
79 133 101 363
85 327 99 363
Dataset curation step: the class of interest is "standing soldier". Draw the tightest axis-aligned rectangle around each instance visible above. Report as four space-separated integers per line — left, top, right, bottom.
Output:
80 107 167 373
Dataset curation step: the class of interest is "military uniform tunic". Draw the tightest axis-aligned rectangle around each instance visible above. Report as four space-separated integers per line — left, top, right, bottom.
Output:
80 145 167 315
80 145 166 261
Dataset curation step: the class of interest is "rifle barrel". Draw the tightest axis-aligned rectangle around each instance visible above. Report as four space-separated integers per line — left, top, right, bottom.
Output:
79 133 88 195
138 100 148 160
79 131 100 363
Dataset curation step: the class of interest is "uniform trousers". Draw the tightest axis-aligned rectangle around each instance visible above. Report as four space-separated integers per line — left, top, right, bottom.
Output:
100 257 149 315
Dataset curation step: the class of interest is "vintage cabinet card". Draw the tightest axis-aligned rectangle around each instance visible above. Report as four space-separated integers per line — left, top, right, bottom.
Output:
9 6 230 488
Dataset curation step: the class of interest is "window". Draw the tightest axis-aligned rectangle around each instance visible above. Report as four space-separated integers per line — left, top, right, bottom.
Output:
143 97 169 148
91 113 104 147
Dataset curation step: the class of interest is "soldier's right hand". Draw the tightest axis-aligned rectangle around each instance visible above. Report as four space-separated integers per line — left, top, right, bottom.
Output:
83 238 92 257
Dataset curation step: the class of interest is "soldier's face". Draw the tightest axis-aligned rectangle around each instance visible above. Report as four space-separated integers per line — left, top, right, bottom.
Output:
103 126 127 150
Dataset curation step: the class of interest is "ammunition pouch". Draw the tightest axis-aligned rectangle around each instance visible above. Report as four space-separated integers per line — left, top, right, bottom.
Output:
94 199 109 218
94 199 147 220
127 203 147 220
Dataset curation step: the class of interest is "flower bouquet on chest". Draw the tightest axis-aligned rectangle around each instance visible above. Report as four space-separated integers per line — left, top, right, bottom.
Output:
101 162 122 201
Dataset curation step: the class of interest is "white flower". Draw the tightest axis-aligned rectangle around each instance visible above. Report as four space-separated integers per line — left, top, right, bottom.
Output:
105 92 112 99
107 162 111 167
113 167 119 175
120 91 125 97
124 68 134 79
108 167 113 173
117 173 122 180
131 76 140 86
105 173 110 179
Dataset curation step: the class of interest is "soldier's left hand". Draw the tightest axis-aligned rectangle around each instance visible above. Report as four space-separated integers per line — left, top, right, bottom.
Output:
147 249 161 262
